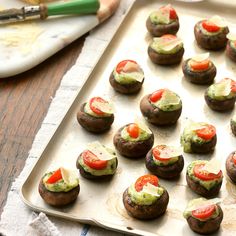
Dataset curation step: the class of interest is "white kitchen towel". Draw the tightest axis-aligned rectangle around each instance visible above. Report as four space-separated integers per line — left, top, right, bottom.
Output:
0 0 135 235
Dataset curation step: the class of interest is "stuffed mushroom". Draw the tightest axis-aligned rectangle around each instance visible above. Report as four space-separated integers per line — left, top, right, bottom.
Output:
38 167 80 206
180 121 217 154
186 160 223 198
230 113 236 136
226 33 236 62
182 53 216 85
226 151 236 183
76 141 118 180
123 174 169 220
205 78 236 112
183 198 223 235
146 4 179 37
148 34 184 65
113 120 154 158
140 89 182 126
145 145 184 179
109 60 144 94
194 15 229 50
77 96 114 133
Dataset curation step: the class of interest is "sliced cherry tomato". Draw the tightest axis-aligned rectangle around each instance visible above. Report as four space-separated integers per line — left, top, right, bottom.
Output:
127 123 140 139
149 89 165 103
193 163 222 181
202 20 220 32
116 60 137 74
160 5 177 20
82 150 108 170
196 124 216 141
190 59 210 71
153 145 171 162
161 34 177 40
89 97 108 115
231 81 236 92
192 204 216 220
232 153 236 165
135 174 159 192
46 168 62 184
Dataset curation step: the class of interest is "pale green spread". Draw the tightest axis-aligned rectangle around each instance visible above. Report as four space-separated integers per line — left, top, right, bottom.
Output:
150 91 182 111
180 122 209 153
83 102 112 118
183 198 219 221
153 155 179 166
150 39 183 54
121 126 151 142
187 160 222 190
79 147 117 176
43 172 79 192
149 11 175 25
113 70 144 85
207 83 236 101
230 40 236 50
199 22 224 36
128 184 164 205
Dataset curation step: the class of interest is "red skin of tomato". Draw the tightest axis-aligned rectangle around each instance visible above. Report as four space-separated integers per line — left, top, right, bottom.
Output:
135 174 159 192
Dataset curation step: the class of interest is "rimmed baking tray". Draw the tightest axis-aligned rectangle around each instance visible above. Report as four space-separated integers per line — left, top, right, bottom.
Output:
21 0 236 235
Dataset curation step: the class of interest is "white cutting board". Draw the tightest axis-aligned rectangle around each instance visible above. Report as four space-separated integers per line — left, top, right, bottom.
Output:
0 0 120 78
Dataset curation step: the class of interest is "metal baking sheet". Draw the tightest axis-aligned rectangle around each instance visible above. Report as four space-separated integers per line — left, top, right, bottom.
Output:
21 0 236 235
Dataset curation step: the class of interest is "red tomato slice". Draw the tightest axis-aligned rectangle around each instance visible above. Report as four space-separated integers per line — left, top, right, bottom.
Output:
153 146 171 162
82 150 108 170
193 164 222 181
192 205 216 220
135 174 159 192
202 20 220 32
231 81 236 92
160 5 177 20
195 124 216 141
161 34 177 40
46 168 62 184
116 60 137 74
127 123 140 139
190 59 210 71
149 89 165 103
232 153 236 165
89 97 108 115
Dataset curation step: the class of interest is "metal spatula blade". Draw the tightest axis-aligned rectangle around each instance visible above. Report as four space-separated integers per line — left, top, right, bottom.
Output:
0 0 100 25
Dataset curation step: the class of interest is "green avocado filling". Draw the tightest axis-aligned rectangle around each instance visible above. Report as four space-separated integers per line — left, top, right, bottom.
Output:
128 184 164 205
149 11 175 25
121 126 151 142
150 90 182 112
83 102 112 118
183 198 220 221
187 160 222 190
230 40 236 51
113 70 144 85
43 172 79 193
152 155 179 166
207 83 236 101
180 122 210 153
150 38 183 55
78 148 117 176
198 22 224 36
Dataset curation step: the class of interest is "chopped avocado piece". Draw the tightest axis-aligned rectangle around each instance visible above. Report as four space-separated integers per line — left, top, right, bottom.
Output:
128 184 164 206
113 70 144 85
149 10 172 25
43 172 79 192
187 160 223 190
121 126 151 142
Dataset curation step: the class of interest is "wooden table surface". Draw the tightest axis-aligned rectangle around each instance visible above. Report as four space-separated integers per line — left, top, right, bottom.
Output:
0 34 87 217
